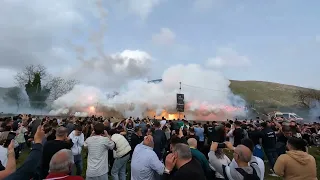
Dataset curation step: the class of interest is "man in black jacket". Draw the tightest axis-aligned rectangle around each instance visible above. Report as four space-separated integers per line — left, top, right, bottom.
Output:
40 126 73 179
260 122 278 175
153 121 167 160
163 143 206 180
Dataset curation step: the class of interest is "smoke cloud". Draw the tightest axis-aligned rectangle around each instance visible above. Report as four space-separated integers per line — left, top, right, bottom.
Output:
50 63 247 120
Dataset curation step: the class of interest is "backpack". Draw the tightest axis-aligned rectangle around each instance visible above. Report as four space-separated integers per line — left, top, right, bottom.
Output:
235 165 260 180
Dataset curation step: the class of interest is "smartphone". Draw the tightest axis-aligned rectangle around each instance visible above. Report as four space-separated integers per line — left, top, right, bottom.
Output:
217 143 226 149
4 132 16 148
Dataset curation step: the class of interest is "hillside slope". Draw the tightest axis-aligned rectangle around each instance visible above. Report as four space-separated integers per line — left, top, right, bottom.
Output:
229 80 312 108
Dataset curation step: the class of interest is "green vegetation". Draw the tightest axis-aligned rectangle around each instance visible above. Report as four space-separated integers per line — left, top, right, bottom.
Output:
25 72 50 109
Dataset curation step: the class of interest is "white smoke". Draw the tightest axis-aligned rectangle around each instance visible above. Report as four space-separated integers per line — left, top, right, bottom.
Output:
309 101 320 122
63 50 153 90
50 63 247 120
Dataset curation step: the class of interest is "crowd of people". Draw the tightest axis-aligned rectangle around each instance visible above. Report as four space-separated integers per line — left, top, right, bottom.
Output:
0 114 318 180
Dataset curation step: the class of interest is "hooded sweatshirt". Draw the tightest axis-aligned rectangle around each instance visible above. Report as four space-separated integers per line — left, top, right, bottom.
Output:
274 150 317 180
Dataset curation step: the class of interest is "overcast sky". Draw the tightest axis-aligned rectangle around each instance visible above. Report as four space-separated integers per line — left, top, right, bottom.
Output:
0 0 319 89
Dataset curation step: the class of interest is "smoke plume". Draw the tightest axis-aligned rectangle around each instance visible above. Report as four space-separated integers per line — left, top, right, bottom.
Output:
50 63 247 120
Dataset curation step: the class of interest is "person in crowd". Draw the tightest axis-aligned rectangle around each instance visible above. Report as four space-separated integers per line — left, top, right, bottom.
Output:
130 127 143 154
152 121 167 160
274 137 317 180
68 125 85 176
66 118 75 135
131 135 167 180
0 140 16 179
163 125 171 141
125 119 135 145
5 125 45 180
247 124 264 160
15 122 28 154
84 123 115 180
41 127 74 179
233 121 246 147
260 122 278 176
186 127 199 142
229 138 265 180
111 131 131 180
211 148 230 180
194 123 205 151
187 138 213 180
163 143 206 180
45 149 84 180
209 142 261 180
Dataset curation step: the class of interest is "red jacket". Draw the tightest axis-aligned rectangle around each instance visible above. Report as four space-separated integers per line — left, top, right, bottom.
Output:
45 173 84 180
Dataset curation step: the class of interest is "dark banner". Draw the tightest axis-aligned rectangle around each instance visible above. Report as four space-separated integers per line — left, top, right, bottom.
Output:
176 93 185 112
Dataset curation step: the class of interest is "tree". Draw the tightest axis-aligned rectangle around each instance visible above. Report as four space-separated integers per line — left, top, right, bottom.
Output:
3 87 23 111
294 89 320 108
46 77 78 102
15 64 78 104
25 72 50 109
15 64 48 87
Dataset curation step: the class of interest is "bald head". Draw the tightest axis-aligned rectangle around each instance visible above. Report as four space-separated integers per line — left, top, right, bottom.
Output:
143 135 154 148
49 149 74 173
187 138 197 148
235 145 252 163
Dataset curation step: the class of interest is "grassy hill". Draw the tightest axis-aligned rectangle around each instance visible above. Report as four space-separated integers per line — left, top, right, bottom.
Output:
229 80 312 108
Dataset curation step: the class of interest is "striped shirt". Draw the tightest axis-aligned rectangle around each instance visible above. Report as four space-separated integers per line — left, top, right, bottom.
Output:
84 135 115 177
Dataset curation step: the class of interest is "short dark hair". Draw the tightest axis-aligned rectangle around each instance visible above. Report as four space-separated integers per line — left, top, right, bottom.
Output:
241 138 254 152
74 125 82 131
94 123 105 135
288 137 307 152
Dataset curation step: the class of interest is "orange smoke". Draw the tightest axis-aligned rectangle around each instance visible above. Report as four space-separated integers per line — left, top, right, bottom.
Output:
145 110 184 120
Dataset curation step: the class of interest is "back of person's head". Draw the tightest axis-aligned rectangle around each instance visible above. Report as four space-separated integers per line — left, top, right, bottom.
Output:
74 124 82 131
56 127 68 138
234 121 241 126
189 127 195 133
287 137 307 152
241 138 254 152
49 149 74 174
234 145 252 163
187 138 197 148
172 143 192 160
94 123 104 135
261 122 267 128
170 135 185 146
153 121 161 128
134 126 141 133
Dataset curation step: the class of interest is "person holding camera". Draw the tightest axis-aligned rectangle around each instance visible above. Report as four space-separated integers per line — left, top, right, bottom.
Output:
208 141 261 180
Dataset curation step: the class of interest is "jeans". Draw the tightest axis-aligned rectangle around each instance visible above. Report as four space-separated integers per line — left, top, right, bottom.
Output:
265 148 278 170
111 153 130 180
72 154 83 176
86 173 108 180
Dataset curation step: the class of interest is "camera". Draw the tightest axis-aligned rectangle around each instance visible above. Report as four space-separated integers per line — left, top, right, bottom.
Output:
217 143 226 149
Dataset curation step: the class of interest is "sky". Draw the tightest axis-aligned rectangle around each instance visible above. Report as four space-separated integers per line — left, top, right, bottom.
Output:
0 0 320 89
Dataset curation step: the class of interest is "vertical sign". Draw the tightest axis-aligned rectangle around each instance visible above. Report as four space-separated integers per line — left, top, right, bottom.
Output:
176 94 185 112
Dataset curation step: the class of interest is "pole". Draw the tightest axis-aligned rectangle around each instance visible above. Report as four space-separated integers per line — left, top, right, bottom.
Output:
178 82 181 119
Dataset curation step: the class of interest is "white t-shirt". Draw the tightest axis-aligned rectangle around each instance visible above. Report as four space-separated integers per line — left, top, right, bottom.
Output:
0 146 8 166
84 136 115 177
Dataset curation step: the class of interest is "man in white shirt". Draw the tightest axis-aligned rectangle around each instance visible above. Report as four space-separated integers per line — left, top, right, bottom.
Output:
84 123 115 180
68 125 85 176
